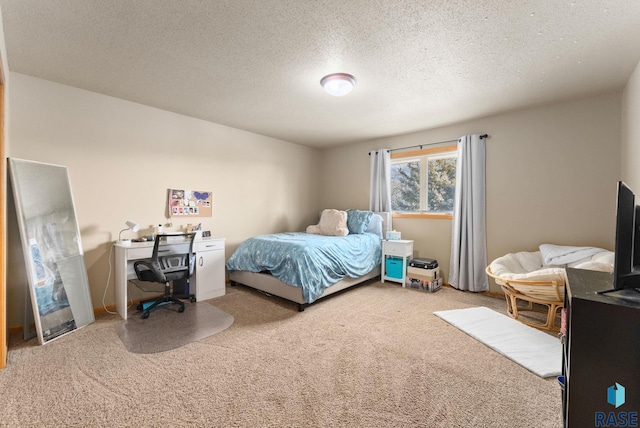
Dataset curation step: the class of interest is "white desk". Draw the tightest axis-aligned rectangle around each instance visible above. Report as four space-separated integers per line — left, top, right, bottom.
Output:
114 237 225 320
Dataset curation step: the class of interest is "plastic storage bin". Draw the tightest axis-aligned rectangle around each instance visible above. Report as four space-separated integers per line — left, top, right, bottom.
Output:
386 257 405 279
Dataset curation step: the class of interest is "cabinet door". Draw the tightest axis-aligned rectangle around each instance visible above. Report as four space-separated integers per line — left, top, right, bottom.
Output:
194 240 225 301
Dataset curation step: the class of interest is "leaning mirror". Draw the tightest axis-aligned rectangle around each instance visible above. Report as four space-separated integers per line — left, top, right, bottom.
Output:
8 158 94 344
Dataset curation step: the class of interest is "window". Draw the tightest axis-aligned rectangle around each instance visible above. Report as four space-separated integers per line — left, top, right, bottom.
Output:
390 146 457 217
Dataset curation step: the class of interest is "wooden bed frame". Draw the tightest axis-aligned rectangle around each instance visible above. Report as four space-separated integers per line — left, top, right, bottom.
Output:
228 212 390 311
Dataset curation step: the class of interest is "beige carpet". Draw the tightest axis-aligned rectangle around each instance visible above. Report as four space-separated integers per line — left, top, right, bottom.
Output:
115 302 234 354
0 281 562 427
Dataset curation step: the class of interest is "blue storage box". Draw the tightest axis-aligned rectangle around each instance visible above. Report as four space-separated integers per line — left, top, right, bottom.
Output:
386 257 405 279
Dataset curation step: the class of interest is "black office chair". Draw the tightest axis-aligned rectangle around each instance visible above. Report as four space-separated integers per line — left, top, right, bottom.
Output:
133 232 197 319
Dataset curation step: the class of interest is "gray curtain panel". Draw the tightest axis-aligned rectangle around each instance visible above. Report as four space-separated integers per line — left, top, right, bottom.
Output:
369 149 392 213
449 134 488 292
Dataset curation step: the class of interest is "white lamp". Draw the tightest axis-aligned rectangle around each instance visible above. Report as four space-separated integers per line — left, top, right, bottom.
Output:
118 220 140 245
320 73 357 96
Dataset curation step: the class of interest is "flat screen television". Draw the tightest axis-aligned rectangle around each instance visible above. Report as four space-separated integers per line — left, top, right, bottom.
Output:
598 181 640 301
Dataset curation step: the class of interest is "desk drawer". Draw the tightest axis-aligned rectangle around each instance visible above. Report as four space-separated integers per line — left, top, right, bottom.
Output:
126 242 192 260
127 247 153 260
194 239 224 252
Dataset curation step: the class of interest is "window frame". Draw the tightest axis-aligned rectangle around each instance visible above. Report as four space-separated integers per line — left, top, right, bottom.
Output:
390 145 457 220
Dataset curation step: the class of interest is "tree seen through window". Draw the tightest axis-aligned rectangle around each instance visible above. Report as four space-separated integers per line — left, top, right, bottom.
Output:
391 148 457 214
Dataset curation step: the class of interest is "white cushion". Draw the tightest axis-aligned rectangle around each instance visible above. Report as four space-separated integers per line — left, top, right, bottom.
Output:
306 209 349 237
489 250 614 285
490 251 566 284
569 250 615 272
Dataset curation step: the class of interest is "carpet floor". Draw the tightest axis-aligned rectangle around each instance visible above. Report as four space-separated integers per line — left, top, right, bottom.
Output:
0 281 563 427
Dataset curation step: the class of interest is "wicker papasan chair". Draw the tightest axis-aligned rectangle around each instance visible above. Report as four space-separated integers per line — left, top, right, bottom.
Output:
486 244 614 331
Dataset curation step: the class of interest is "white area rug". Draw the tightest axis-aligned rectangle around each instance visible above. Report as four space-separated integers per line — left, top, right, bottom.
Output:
433 306 561 378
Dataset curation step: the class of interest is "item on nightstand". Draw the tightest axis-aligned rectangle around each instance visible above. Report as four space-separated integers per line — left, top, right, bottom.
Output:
386 230 401 240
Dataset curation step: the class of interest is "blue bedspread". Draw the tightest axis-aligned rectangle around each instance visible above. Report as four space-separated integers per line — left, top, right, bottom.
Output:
226 232 381 303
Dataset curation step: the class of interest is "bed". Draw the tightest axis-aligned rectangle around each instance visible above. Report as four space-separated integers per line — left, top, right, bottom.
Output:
227 210 390 311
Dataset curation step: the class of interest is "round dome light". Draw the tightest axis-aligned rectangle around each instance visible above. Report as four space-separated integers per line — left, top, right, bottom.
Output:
320 73 357 96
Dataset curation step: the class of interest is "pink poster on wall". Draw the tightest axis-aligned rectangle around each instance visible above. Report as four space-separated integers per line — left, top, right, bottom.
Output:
168 189 212 217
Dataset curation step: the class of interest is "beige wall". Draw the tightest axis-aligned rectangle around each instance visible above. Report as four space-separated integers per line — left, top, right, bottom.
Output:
5 73 321 327
6 64 636 325
622 59 640 189
320 92 622 293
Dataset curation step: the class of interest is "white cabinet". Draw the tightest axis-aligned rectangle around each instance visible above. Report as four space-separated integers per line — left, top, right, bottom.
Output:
193 238 226 301
381 239 414 284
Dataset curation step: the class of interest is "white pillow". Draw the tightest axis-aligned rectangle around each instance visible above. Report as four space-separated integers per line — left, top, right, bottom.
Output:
365 214 384 238
306 209 349 236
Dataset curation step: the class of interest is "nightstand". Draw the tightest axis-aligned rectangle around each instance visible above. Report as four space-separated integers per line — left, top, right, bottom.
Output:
381 239 414 284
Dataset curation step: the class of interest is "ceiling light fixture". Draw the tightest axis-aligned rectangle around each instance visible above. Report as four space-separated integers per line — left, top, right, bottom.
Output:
320 73 357 96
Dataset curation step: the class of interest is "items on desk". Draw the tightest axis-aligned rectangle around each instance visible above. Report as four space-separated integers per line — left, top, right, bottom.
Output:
186 223 202 233
127 223 207 242
118 220 140 245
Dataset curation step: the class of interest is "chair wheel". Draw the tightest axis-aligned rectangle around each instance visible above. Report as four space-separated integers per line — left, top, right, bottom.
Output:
178 306 185 313
141 311 150 319
190 296 196 303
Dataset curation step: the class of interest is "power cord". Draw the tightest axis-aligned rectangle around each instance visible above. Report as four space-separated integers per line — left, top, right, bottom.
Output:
102 244 118 314
102 243 139 314
103 243 164 315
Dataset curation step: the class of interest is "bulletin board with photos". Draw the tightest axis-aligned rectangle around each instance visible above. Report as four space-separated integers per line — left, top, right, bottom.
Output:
168 189 212 217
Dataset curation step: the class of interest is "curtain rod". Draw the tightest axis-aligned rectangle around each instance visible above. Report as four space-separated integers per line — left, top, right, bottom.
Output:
389 134 488 153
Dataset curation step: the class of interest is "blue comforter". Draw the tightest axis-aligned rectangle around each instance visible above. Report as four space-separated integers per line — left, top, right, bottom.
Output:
226 232 381 303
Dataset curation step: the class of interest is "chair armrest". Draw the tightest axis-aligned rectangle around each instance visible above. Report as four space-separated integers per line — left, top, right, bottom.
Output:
134 260 167 283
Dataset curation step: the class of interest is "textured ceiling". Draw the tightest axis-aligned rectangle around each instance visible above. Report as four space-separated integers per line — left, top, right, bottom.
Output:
1 1 640 148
